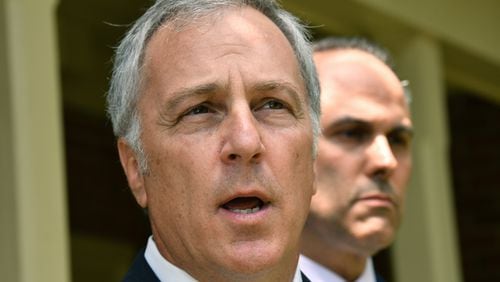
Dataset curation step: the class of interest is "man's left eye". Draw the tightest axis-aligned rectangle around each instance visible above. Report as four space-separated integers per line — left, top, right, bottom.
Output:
260 100 285 110
388 132 412 147
185 105 211 115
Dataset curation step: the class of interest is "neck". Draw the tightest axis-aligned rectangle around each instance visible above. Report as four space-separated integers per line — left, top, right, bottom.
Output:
152 233 300 282
201 260 299 282
300 228 369 281
189 260 299 282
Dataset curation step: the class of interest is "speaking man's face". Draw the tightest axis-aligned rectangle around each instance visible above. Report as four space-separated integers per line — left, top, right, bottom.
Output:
119 7 316 281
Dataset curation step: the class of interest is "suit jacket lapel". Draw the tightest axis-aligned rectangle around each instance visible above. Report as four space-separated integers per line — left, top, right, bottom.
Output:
122 249 160 282
301 271 312 282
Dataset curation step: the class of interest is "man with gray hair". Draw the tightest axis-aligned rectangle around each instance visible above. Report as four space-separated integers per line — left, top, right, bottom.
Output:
299 37 414 282
107 0 320 281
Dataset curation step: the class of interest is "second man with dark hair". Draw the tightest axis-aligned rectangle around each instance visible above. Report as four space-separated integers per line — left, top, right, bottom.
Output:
299 37 414 282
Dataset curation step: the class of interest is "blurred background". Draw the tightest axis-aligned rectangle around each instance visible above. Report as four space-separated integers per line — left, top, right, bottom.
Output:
1 0 499 281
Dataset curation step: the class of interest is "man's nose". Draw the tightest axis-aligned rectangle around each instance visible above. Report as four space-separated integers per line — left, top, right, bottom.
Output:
220 106 265 164
366 135 398 179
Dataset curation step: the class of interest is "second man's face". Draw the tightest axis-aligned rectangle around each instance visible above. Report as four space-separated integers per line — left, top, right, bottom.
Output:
310 49 413 254
121 7 316 281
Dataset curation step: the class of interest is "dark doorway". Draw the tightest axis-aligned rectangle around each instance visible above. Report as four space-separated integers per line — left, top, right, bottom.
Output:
448 90 500 282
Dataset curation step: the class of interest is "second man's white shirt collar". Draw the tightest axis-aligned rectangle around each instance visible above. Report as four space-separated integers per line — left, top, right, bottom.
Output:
299 254 376 282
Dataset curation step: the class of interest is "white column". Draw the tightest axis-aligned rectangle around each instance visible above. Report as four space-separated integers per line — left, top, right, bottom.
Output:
0 0 70 281
392 34 462 282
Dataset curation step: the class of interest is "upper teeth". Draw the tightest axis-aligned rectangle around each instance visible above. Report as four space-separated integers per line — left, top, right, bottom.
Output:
231 206 261 214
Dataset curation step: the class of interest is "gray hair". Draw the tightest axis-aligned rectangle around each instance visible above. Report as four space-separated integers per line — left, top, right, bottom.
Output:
313 36 411 104
107 0 320 173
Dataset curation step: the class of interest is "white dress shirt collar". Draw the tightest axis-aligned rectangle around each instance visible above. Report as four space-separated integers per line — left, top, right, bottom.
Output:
299 254 376 282
145 236 303 282
145 236 197 282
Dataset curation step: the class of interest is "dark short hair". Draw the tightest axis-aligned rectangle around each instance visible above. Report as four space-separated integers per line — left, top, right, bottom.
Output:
313 36 393 69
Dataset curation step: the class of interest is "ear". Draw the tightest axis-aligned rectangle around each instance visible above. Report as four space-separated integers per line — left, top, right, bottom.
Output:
117 138 148 208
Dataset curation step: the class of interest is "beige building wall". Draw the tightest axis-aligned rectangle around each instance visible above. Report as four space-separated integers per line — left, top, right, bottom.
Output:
0 0 70 281
394 34 461 282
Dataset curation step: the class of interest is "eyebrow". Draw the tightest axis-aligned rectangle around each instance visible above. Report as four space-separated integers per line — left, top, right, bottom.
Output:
325 117 370 129
390 125 414 137
324 116 414 135
164 80 304 113
163 83 220 114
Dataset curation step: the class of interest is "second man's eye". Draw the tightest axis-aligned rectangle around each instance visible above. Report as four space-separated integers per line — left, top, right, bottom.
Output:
337 128 370 142
388 132 412 148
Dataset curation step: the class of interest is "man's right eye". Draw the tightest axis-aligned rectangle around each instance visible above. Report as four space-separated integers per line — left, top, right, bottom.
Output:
174 104 216 125
260 99 285 110
185 104 212 116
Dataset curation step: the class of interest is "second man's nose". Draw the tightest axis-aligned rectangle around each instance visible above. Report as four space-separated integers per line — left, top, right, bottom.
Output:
366 135 398 179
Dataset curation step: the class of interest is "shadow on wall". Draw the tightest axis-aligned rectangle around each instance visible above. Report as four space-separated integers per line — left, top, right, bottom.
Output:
57 0 152 281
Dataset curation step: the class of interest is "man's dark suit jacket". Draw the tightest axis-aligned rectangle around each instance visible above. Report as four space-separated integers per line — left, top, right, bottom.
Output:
122 250 159 282
376 272 387 282
122 249 311 282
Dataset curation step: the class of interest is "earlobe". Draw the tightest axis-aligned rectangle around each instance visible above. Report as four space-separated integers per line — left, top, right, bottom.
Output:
117 138 148 208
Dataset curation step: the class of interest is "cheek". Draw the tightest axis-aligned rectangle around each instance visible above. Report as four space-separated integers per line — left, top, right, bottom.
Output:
145 155 212 231
310 162 348 218
146 128 213 170
276 132 316 200
315 148 347 190
394 156 412 189
315 139 352 173
315 144 335 175
144 136 213 201
309 190 337 217
275 126 314 166
391 160 412 213
312 152 361 216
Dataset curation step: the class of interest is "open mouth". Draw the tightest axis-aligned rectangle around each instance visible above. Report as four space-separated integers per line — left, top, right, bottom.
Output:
221 197 266 214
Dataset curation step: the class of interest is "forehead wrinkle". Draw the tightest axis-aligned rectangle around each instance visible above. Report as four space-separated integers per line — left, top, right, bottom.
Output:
213 42 249 59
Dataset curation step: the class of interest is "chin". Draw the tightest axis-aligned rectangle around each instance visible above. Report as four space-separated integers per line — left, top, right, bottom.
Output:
361 229 396 254
353 222 396 254
222 241 288 275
